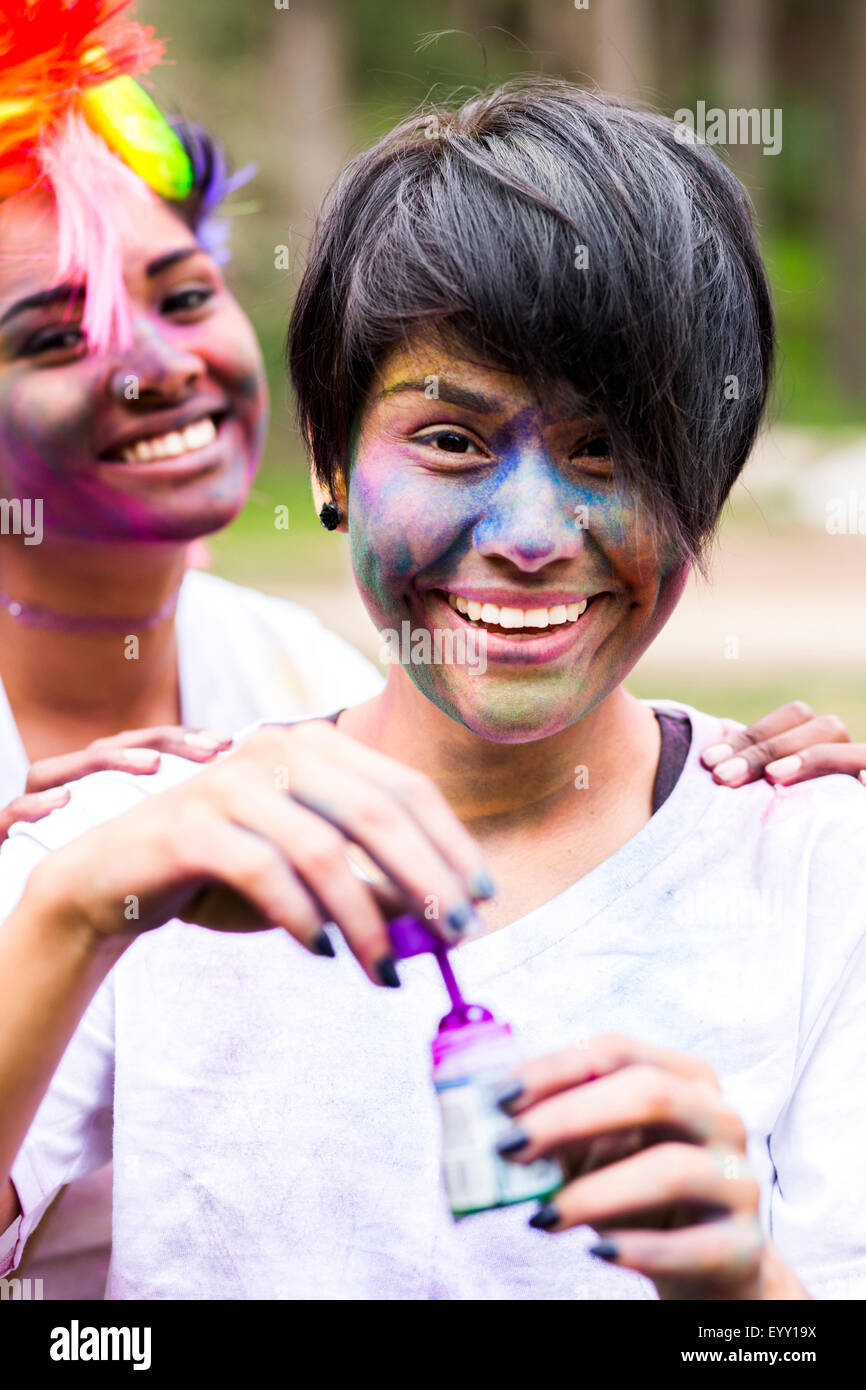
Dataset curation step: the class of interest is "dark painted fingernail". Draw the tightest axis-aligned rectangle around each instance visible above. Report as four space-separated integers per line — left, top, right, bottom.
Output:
495 1128 530 1157
311 931 336 958
495 1080 525 1112
588 1241 619 1262
375 956 401 988
446 901 474 935
528 1203 560 1231
468 869 496 901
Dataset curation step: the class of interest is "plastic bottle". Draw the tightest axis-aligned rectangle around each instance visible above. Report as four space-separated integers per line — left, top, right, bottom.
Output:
389 915 563 1219
432 1009 563 1218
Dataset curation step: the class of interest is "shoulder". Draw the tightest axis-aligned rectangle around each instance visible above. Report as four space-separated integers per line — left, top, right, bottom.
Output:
3 756 203 860
0 757 201 925
645 695 866 859
178 568 326 636
177 569 368 651
176 570 383 709
773 771 866 875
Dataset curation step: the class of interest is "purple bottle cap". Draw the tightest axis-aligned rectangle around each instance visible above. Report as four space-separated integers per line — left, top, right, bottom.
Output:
388 914 441 961
432 1017 511 1068
388 915 498 1047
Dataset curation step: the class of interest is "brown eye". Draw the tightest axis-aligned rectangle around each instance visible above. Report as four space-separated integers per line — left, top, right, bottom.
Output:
416 430 479 454
162 286 215 314
21 326 87 358
571 435 610 460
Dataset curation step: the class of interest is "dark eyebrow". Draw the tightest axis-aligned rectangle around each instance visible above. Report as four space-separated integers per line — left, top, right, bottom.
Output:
0 282 84 328
145 247 201 278
0 248 203 329
377 378 503 414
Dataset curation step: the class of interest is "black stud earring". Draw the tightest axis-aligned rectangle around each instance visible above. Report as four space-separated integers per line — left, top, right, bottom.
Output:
318 501 342 531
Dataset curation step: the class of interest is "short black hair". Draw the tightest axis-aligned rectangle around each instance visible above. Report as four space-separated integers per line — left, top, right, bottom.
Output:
288 77 775 560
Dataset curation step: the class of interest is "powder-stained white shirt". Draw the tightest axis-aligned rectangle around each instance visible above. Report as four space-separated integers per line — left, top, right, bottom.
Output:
1 701 864 1300
0 567 382 1298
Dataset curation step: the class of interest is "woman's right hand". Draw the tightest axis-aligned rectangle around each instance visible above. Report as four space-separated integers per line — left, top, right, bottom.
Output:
22 720 493 988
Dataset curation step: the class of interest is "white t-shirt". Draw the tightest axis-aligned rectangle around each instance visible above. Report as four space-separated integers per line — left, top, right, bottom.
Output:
0 568 382 807
0 568 383 1298
1 700 865 1301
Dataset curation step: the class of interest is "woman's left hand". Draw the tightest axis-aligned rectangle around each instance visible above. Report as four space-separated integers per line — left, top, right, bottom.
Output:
495 1033 809 1300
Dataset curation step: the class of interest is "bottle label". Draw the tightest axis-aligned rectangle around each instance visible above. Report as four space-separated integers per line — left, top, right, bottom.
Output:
435 1073 562 1218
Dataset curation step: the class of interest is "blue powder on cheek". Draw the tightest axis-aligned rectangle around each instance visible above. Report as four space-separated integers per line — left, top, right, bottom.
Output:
348 455 481 603
347 468 424 615
346 401 657 605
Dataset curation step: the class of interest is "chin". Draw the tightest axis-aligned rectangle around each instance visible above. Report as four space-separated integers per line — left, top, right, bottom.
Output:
129 498 246 542
425 675 580 744
459 710 574 744
114 470 253 542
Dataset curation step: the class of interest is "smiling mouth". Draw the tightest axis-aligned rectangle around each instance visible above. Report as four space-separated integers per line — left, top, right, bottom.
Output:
442 590 594 637
100 412 227 464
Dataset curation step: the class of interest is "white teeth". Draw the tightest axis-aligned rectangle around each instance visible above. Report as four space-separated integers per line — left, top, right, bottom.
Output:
184 417 217 450
498 607 523 629
446 593 592 630
118 415 219 463
163 432 185 457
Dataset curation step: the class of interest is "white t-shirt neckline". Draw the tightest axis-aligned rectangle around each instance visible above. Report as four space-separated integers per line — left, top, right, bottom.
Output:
448 699 718 986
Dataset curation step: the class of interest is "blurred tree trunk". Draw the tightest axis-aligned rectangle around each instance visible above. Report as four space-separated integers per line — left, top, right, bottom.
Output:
589 0 658 98
525 0 595 76
447 0 504 29
269 0 351 247
828 0 866 399
712 0 772 221
656 0 694 95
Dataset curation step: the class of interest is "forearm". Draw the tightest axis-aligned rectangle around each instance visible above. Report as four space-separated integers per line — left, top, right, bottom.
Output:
0 875 127 1195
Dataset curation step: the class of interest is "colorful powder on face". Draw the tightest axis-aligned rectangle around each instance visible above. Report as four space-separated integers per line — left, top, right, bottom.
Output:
346 355 685 740
0 186 268 546
0 1 192 353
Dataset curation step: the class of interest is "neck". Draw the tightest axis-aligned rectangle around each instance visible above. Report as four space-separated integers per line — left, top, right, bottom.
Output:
0 535 188 752
339 666 659 831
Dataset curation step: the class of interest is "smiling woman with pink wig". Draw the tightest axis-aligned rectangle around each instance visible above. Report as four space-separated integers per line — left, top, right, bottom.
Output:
0 0 386 1299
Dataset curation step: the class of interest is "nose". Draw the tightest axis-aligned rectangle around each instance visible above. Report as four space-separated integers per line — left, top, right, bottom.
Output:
473 451 585 571
106 319 206 407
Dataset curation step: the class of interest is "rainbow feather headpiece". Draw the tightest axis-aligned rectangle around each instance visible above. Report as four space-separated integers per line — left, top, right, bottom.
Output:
0 0 195 350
